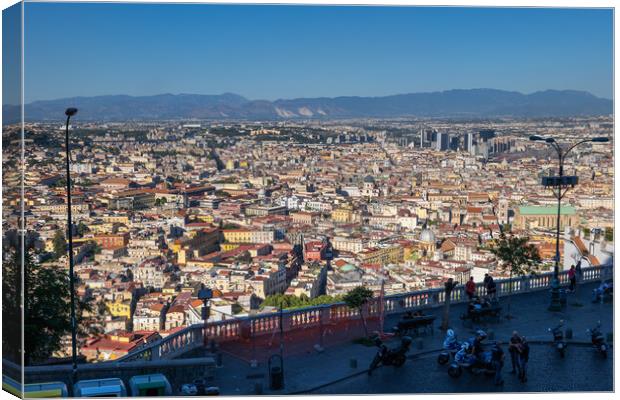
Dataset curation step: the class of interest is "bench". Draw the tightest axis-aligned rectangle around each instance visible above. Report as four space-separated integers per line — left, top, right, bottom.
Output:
461 304 502 326
394 314 436 336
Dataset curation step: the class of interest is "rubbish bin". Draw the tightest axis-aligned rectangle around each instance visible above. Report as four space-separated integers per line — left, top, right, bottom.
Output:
559 289 567 306
268 354 284 390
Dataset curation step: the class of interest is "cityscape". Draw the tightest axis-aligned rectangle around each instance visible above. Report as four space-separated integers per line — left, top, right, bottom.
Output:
1 2 615 398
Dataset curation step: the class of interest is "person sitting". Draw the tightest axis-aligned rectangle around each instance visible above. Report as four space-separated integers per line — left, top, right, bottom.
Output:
592 281 613 302
471 330 487 357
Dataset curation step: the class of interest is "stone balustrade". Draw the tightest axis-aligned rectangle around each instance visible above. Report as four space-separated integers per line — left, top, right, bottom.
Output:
106 264 610 363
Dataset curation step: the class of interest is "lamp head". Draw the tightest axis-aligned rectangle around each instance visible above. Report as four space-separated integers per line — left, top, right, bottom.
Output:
529 135 544 141
591 137 609 143
545 138 555 143
65 108 78 117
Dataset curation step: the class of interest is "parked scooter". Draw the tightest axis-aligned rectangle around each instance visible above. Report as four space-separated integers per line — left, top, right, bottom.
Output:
586 321 607 358
447 341 495 378
548 320 567 358
368 336 413 375
438 329 460 365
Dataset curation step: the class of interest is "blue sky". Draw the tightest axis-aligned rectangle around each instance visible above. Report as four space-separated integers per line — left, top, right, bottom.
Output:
20 3 613 103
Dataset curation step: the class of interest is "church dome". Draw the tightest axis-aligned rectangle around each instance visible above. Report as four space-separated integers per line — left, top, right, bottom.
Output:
363 175 375 183
420 228 436 243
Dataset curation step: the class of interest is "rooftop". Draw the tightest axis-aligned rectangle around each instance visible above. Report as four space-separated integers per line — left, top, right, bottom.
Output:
518 205 576 215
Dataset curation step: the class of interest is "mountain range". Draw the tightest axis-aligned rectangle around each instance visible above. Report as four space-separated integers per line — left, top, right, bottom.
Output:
3 89 613 123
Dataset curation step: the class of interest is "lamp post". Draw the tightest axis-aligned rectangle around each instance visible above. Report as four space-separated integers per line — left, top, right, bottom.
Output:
529 135 609 311
64 107 79 383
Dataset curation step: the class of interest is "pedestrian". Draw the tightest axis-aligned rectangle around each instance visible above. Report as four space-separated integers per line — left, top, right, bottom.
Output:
568 265 576 292
491 340 505 386
575 259 583 282
487 276 497 299
508 331 523 375
483 273 491 290
518 337 529 383
465 276 476 300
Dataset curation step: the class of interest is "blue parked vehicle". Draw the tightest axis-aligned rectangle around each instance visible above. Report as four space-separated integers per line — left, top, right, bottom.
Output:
438 329 461 365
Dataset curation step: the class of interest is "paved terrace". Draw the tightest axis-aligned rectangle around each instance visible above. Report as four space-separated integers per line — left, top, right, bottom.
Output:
210 280 613 395
9 265 614 395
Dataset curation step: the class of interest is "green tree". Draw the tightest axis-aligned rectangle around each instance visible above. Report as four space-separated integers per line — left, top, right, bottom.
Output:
490 232 541 319
604 227 613 242
3 237 96 364
52 229 66 259
343 286 374 337
76 222 89 237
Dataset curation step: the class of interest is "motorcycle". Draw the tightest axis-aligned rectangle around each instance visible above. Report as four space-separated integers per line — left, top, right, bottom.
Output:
447 330 495 378
586 322 607 358
438 329 461 365
548 321 567 358
447 341 495 378
368 336 412 375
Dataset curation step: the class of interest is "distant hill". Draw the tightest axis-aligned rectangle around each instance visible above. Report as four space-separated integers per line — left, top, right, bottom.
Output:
3 89 612 123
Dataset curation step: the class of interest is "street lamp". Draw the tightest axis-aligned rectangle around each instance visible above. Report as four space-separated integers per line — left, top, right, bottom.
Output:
63 107 79 383
529 134 609 311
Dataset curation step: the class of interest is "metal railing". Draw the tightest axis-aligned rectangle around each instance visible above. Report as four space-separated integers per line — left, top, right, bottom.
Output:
116 264 610 362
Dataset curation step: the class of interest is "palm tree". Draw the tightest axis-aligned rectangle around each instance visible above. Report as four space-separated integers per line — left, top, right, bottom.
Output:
441 278 458 330
490 232 541 319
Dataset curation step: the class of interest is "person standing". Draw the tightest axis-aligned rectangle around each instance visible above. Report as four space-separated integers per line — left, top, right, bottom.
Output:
568 265 576 292
487 275 497 299
575 259 583 282
508 331 523 375
491 340 505 386
465 276 476 300
518 337 530 383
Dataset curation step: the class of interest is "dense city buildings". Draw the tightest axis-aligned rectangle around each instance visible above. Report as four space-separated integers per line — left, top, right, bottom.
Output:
2 116 614 361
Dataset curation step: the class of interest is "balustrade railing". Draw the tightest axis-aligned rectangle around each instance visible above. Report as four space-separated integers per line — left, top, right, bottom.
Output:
116 264 609 362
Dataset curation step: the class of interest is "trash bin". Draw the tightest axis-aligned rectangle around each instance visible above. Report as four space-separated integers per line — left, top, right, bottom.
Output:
559 289 567 305
268 354 284 390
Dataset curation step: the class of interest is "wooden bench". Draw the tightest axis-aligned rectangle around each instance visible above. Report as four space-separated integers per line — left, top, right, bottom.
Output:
394 314 436 336
461 303 502 325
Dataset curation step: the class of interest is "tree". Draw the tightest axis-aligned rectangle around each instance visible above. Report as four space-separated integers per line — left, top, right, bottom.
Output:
76 222 89 237
343 286 374 338
441 278 458 330
490 232 541 319
604 227 613 242
3 236 95 364
52 229 66 259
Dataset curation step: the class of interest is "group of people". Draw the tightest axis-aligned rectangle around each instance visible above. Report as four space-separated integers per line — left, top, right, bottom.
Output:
480 334 528 386
464 274 497 301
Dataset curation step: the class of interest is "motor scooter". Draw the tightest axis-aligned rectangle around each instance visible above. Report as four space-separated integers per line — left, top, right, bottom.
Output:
586 321 607 358
438 329 460 365
548 321 567 358
368 336 412 375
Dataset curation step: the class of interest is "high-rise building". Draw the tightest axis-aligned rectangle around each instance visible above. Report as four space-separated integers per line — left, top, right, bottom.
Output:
436 132 450 151
464 132 474 153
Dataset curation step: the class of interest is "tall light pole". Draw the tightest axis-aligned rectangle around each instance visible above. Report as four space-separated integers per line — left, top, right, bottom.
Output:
529 135 609 311
64 107 79 383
